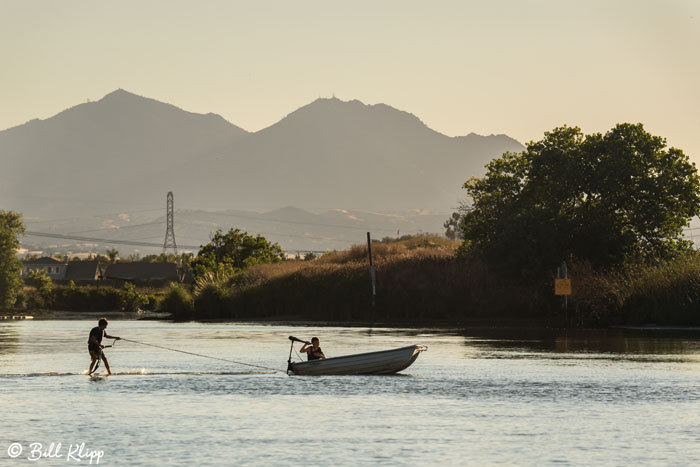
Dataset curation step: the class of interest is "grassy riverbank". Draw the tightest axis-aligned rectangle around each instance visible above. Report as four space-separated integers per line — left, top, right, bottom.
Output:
160 236 560 324
9 236 700 327
571 258 700 326
160 235 700 327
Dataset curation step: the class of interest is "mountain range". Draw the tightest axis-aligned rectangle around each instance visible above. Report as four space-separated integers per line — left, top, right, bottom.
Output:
1 89 524 252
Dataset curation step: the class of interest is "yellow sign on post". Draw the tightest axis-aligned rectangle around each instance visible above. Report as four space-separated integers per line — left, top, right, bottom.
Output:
555 278 571 296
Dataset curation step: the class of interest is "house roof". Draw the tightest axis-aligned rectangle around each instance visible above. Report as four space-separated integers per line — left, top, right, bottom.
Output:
64 261 101 281
104 262 178 281
22 256 64 265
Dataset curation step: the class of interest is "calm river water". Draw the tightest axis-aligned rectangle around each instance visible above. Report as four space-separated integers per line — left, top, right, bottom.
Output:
1 320 699 466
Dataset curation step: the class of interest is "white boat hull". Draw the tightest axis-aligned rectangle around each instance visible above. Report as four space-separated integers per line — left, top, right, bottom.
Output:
288 345 427 376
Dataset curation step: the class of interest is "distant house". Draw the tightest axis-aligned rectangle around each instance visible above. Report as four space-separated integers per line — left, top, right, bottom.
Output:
63 260 102 283
104 262 179 284
21 257 67 280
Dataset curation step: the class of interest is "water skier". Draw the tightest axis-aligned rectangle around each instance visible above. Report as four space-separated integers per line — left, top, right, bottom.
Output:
88 318 121 375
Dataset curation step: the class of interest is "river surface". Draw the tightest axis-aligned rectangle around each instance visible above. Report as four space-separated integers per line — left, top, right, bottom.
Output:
1 320 699 466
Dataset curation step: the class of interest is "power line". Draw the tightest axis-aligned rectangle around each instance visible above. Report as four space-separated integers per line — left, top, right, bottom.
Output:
23 212 408 243
176 221 362 243
126 235 171 242
22 208 164 225
177 207 405 233
21 229 364 253
21 231 330 255
23 225 403 248
64 221 165 235
20 207 433 240
23 231 200 250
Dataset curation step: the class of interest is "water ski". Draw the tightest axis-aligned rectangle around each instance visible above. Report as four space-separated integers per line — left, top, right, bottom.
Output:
88 340 117 376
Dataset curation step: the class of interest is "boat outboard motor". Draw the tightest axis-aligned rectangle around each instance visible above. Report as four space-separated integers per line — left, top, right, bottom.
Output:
287 336 309 374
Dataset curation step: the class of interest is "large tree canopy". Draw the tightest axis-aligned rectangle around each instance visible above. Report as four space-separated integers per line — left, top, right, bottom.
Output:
0 211 25 310
191 228 284 278
460 124 700 275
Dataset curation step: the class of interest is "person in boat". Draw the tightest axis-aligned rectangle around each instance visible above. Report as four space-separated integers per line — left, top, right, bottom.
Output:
88 318 120 375
300 337 325 360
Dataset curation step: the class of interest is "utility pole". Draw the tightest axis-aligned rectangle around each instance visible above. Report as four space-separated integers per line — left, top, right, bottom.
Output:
555 261 570 327
163 192 178 256
367 232 376 308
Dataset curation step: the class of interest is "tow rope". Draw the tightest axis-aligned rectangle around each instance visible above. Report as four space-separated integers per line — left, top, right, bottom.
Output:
119 338 284 373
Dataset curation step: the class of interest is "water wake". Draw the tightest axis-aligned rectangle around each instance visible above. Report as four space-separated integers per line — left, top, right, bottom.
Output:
0 371 76 378
1 369 277 378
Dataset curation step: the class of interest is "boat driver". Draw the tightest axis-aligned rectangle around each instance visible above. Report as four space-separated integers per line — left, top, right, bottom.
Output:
300 337 326 360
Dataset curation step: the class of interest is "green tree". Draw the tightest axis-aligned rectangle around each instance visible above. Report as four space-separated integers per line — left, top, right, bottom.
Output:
26 269 54 308
0 211 25 309
119 282 147 312
460 124 700 276
141 252 193 266
443 212 464 240
190 229 284 278
158 283 193 318
27 269 53 295
106 248 119 264
304 252 317 261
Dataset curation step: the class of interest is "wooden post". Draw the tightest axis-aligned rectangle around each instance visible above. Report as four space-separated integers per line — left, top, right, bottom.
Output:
557 261 569 327
367 232 376 308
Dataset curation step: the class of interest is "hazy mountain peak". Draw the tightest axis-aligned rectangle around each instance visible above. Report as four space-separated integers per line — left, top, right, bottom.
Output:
261 96 436 140
456 131 523 147
2 89 247 136
301 96 424 122
101 88 138 100
83 90 239 130
94 88 193 116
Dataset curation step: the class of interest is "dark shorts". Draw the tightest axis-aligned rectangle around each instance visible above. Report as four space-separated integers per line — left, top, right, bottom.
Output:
88 345 101 358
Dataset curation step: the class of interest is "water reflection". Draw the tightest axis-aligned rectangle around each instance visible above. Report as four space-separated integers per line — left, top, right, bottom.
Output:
345 326 700 356
460 327 700 355
0 324 20 355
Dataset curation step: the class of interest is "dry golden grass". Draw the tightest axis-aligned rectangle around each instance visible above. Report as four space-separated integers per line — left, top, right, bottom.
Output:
203 235 545 323
239 235 458 289
319 236 456 265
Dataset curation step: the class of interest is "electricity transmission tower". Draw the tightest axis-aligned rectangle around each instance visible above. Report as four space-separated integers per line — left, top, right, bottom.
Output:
163 192 178 255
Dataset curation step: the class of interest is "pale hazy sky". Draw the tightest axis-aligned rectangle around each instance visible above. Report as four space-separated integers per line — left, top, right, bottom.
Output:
2 0 699 159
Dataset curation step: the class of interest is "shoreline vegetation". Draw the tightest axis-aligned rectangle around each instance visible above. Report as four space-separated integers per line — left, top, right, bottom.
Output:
164 235 700 327
8 235 700 327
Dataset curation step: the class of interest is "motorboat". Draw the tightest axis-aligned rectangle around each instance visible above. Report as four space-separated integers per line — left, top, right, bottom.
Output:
286 336 427 375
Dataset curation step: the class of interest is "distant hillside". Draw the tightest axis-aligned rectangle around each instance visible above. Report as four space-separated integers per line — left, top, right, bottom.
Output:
1 89 523 229
0 89 248 216
133 97 524 212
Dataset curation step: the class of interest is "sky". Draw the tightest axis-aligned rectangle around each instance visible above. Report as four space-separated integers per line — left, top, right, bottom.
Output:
1 0 699 159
